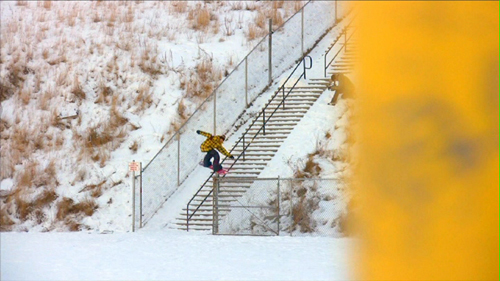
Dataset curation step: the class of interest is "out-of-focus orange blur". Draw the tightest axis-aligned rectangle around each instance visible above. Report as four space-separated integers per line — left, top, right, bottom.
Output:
353 1 499 280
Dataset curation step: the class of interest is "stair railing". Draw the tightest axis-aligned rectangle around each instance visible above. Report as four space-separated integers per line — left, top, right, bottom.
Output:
323 15 357 77
186 56 312 231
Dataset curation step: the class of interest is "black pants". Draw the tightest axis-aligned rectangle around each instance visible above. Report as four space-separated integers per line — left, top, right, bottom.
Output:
204 149 222 172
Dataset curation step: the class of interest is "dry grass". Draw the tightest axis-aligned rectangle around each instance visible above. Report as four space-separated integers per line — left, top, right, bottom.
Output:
96 81 113 104
255 10 266 29
38 88 54 111
5 186 58 223
56 197 97 221
71 81 86 101
291 196 318 233
135 83 153 112
246 24 258 41
170 1 188 14
43 1 52 9
293 1 303 13
86 127 112 148
229 1 244 10
176 98 189 127
0 208 15 231
129 140 140 153
18 86 31 105
190 8 211 30
223 16 234 36
270 7 284 28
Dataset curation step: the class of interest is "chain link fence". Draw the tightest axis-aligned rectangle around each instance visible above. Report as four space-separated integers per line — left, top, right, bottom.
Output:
215 177 350 237
135 1 351 228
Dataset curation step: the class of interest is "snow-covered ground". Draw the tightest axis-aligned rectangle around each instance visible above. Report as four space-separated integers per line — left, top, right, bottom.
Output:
1 231 355 281
1 1 355 279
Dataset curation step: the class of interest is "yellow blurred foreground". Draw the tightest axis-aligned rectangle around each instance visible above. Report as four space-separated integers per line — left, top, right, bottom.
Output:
353 1 499 280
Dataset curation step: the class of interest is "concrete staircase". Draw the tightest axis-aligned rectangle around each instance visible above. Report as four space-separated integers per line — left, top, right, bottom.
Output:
175 28 357 232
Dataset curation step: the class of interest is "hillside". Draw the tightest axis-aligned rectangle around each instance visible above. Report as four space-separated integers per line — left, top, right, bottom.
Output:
0 0 353 233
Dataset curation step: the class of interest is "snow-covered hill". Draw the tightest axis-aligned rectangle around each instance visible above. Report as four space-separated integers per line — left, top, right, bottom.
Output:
0 0 353 233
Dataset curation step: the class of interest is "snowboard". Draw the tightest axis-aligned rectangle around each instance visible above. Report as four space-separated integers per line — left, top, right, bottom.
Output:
199 161 228 175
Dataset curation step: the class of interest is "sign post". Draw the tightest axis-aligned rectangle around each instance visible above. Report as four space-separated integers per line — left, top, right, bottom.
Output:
129 160 140 232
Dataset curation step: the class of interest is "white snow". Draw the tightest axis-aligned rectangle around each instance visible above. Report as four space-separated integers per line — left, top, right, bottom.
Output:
1 231 355 281
1 1 355 280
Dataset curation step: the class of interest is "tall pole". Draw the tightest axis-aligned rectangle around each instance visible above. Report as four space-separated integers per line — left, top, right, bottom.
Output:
214 89 217 135
212 175 219 235
177 134 180 187
132 167 135 232
301 7 304 57
245 57 248 107
335 0 338 23
139 162 142 228
268 18 272 86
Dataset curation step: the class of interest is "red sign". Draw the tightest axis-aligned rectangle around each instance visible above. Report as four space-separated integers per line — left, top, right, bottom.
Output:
129 162 140 172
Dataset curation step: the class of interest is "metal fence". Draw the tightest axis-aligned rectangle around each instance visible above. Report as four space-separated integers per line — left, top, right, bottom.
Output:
135 1 350 228
214 177 350 237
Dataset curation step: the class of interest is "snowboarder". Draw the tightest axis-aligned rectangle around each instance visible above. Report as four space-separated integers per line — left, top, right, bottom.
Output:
196 130 234 175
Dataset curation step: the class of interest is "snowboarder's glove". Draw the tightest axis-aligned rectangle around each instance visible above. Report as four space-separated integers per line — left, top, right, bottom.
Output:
230 156 235 160
196 130 201 134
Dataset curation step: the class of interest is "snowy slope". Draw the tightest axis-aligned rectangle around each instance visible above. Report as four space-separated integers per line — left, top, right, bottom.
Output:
1 0 349 232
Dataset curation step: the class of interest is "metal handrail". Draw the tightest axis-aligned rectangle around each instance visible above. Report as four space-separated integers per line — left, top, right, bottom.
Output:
323 14 357 77
141 1 312 172
186 56 312 230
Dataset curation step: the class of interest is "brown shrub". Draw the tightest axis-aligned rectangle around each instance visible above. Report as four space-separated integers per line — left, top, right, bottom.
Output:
294 155 321 178
16 160 38 189
56 197 97 221
255 10 266 29
65 219 81 231
270 8 284 28
72 84 86 100
0 208 15 231
191 8 211 30
33 189 58 209
170 1 187 13
86 127 112 148
0 81 15 103
129 140 140 153
43 1 52 9
246 24 258 41
177 99 189 123
291 197 317 233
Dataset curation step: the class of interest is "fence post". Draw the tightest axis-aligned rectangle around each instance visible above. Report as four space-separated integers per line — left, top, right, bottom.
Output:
301 6 304 57
177 133 180 187
245 57 248 107
335 0 338 23
262 109 266 135
277 176 280 236
139 162 143 228
214 89 217 135
282 86 285 110
131 165 135 232
212 175 219 235
268 18 272 86
289 179 293 236
242 134 246 161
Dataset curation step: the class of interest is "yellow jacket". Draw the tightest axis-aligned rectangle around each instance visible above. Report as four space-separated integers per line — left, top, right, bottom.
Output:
197 130 233 158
